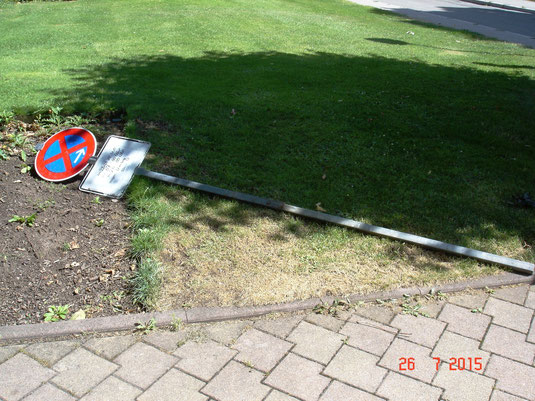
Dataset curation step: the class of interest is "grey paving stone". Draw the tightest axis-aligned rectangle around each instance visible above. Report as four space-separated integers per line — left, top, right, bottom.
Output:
433 362 494 401
202 360 270 401
390 314 445 348
24 340 79 366
51 347 118 397
432 331 490 372
490 390 529 401
0 345 23 364
113 342 177 389
22 383 75 401
305 313 345 332
486 355 535 399
205 320 250 346
287 321 344 364
493 285 530 305
340 320 395 356
233 328 292 372
138 369 207 401
79 376 142 401
320 380 385 401
265 353 330 401
484 297 533 333
324 345 387 393
448 292 489 309
525 291 535 309
174 340 236 381
377 372 442 401
264 390 300 401
438 303 491 340
482 324 535 364
254 316 303 339
347 314 398 334
0 353 55 401
378 338 436 383
353 305 395 325
143 331 188 352
419 301 445 318
528 317 535 344
84 335 138 360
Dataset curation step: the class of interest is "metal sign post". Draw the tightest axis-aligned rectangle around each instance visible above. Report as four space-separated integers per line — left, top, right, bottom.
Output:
35 130 535 275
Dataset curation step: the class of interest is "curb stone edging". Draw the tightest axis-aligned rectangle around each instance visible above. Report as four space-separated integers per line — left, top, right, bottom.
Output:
459 0 535 14
0 272 532 344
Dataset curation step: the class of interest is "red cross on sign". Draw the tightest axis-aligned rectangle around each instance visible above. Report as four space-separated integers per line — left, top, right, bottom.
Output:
35 127 97 182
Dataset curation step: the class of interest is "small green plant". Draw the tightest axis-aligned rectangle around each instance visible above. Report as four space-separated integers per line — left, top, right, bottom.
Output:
44 305 70 322
9 213 36 227
91 196 102 205
131 258 162 309
170 315 183 331
471 307 483 313
401 302 429 317
93 218 104 227
0 110 15 126
484 287 495 294
36 199 55 211
20 164 31 174
0 149 9 160
135 317 156 333
313 298 353 317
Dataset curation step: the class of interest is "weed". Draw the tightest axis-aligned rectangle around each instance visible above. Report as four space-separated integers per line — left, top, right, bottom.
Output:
401 302 429 317
484 287 495 294
0 149 9 160
35 199 55 211
135 317 156 333
9 213 36 227
20 164 31 174
62 242 72 252
243 360 255 369
0 110 15 127
92 218 104 227
91 196 102 205
44 304 70 322
130 258 162 309
170 315 183 331
313 298 353 317
471 307 483 313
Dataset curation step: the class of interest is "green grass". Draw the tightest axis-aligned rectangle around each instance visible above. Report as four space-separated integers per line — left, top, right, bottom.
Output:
1 0 534 306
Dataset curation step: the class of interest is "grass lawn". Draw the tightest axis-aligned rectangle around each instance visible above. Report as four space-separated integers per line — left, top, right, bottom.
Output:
1 0 534 308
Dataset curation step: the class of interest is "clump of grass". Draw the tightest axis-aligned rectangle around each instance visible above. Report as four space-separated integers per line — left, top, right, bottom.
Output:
130 258 163 309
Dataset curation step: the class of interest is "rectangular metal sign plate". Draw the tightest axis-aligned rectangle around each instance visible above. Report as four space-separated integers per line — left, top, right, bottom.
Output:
79 135 151 199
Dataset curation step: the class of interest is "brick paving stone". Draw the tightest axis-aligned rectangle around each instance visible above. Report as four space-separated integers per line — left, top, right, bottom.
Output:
287 321 344 364
432 331 490 372
482 324 535 364
353 305 395 325
305 313 345 332
484 297 533 333
84 335 138 360
339 321 395 356
24 340 79 366
378 338 436 383
174 340 236 381
419 301 445 318
79 376 142 401
233 328 292 372
377 372 442 401
0 353 54 401
438 303 491 340
22 383 75 401
205 321 250 346
202 360 270 401
138 369 207 401
320 380 385 401
490 390 529 401
264 390 300 401
347 314 398 334
143 331 188 352
52 348 117 397
525 291 535 309
486 355 535 399
254 316 303 339
113 342 177 389
0 345 23 363
448 292 489 309
433 363 494 401
265 353 330 401
324 345 387 393
390 314 445 348
493 285 530 305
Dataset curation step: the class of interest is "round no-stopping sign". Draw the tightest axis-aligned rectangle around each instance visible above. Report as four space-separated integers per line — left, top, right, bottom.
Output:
35 127 97 182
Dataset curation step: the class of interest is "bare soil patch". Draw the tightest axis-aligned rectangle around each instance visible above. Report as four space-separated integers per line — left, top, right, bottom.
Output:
0 124 140 326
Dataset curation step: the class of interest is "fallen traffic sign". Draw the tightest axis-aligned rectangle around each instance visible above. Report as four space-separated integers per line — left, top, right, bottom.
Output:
34 127 97 182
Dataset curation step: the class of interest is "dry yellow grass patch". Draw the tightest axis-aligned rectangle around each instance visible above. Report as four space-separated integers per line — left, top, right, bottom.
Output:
154 201 500 310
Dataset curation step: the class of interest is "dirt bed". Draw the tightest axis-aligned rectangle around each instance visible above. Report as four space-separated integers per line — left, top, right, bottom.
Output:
0 130 140 326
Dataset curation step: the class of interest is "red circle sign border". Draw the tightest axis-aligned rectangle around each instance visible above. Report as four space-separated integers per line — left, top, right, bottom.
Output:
35 127 97 182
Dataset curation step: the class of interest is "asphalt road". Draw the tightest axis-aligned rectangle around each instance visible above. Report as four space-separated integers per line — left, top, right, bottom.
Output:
349 0 535 47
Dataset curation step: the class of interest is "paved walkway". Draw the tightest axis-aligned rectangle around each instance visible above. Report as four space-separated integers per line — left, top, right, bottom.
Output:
1 284 534 401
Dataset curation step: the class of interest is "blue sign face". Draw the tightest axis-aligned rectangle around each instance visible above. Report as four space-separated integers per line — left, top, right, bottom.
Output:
43 134 88 173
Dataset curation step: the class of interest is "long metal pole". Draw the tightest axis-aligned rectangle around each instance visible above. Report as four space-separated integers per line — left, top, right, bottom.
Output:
135 167 534 275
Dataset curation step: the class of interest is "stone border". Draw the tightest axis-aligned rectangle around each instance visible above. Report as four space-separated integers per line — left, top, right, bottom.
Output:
1 272 533 343
459 0 535 14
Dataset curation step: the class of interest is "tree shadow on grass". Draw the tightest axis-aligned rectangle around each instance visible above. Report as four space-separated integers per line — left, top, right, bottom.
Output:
55 51 535 257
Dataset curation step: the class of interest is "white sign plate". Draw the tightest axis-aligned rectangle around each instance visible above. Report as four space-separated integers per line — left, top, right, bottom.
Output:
79 135 151 199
